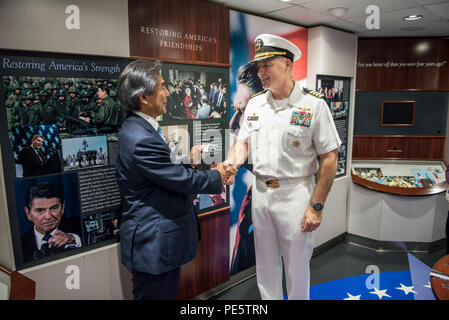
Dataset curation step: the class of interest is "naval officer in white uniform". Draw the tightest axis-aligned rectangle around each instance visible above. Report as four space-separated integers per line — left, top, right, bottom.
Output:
225 34 341 300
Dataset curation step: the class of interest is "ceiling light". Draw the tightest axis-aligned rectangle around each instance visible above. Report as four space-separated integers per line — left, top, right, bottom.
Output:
414 41 430 54
280 0 292 2
327 7 349 18
404 14 423 21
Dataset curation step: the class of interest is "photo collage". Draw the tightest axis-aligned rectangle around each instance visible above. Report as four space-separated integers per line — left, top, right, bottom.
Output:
2 59 229 268
3 73 122 267
316 76 350 177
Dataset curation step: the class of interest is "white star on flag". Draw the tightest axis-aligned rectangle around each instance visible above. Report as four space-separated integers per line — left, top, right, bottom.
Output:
369 287 392 299
344 293 361 300
396 283 417 295
424 281 431 289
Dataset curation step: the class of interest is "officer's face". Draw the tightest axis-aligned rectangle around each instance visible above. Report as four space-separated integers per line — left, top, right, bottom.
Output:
257 57 291 90
25 197 65 235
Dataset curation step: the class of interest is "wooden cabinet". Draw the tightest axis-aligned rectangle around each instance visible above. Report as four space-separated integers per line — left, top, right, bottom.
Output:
353 135 445 160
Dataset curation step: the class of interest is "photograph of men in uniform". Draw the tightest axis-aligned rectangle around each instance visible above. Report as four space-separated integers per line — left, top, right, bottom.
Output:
20 180 82 262
225 34 341 300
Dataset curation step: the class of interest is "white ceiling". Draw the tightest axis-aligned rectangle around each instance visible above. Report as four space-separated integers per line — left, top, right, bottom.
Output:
206 0 449 37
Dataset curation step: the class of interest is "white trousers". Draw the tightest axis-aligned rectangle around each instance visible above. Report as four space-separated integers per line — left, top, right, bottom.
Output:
252 176 315 300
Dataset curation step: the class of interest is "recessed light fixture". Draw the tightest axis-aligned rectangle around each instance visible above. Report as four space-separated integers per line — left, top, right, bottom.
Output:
280 0 292 2
327 7 349 18
404 14 423 21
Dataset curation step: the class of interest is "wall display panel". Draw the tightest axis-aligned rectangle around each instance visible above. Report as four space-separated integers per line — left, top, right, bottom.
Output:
159 62 230 213
128 0 229 66
316 75 351 178
0 50 128 270
229 10 308 276
356 38 449 91
354 91 449 135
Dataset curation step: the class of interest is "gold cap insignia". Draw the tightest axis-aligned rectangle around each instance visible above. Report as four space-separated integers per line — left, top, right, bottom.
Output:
255 38 263 53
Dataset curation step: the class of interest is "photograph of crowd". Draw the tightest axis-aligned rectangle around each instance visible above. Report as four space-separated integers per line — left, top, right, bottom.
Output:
316 78 349 119
162 67 228 120
61 135 108 171
4 75 122 138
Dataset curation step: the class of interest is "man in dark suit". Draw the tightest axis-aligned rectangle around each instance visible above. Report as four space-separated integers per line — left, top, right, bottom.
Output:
115 59 236 300
215 85 227 116
18 134 45 177
21 181 82 262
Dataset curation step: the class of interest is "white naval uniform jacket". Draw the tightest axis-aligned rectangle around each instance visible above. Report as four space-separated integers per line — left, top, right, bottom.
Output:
237 81 342 180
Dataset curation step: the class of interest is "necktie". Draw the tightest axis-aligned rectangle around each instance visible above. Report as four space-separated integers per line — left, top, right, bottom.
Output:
33 147 43 162
157 126 166 143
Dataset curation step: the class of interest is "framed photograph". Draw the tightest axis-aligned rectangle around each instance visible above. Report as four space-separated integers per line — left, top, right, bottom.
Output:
316 75 351 178
61 135 108 171
160 63 229 121
14 173 82 266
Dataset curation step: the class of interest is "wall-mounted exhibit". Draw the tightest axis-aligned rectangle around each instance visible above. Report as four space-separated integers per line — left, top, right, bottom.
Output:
0 50 128 270
349 37 449 251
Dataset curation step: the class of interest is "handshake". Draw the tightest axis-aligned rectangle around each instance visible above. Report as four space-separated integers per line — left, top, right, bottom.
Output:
216 161 238 185
189 145 237 185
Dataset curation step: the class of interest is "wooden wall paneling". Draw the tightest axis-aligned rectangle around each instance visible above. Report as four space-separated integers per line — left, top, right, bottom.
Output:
356 38 449 91
128 0 229 66
352 135 445 160
177 208 230 300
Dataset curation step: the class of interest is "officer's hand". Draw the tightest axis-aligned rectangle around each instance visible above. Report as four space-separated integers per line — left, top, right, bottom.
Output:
301 206 322 232
47 230 75 248
216 162 237 185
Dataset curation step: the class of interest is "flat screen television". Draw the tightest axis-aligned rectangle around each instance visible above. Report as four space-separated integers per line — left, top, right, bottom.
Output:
380 101 415 127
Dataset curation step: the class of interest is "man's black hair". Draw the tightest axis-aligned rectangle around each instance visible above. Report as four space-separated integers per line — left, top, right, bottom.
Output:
26 181 64 209
237 62 264 94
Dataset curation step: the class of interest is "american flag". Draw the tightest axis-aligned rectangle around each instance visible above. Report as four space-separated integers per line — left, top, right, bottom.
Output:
310 253 436 300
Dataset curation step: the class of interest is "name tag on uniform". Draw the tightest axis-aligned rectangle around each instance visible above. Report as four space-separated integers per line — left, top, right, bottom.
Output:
290 111 313 127
247 113 259 121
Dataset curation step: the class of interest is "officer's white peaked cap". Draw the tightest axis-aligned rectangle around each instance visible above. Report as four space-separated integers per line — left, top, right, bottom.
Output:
252 34 302 62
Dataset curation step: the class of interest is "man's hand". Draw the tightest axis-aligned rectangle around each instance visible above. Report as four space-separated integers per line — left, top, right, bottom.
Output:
189 145 204 168
301 206 322 232
216 161 237 185
47 230 75 248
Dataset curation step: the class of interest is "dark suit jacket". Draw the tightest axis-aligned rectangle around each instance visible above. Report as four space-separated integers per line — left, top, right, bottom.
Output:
18 146 44 177
115 113 222 275
21 217 82 262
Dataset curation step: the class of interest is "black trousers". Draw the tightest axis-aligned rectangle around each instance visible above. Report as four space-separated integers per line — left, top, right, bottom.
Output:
132 268 181 300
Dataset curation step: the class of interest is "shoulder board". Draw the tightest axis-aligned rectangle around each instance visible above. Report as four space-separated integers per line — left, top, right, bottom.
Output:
249 89 267 100
303 87 324 99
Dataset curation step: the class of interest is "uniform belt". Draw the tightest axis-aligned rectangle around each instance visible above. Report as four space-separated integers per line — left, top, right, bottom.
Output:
256 175 313 189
